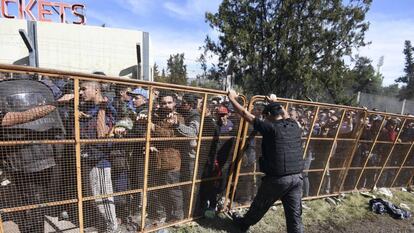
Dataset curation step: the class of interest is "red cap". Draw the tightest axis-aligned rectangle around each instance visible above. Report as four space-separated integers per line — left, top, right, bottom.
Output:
218 105 229 114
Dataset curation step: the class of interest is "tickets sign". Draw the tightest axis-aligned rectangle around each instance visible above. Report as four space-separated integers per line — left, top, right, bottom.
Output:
1 0 86 24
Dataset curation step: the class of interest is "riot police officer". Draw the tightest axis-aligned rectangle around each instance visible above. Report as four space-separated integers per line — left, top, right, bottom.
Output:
0 79 71 233
227 90 304 233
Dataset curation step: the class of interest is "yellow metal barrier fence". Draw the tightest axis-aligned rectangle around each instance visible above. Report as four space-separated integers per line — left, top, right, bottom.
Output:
0 65 413 233
0 64 246 233
229 96 414 209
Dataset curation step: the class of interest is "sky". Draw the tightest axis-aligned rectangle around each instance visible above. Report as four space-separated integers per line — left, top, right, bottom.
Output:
6 0 414 86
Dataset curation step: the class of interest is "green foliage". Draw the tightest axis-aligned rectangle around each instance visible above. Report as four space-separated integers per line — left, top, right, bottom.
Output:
204 0 372 104
194 53 225 89
396 40 414 100
381 84 400 97
153 63 165 83
154 62 169 83
155 53 188 85
189 78 222 90
345 57 382 94
167 53 188 85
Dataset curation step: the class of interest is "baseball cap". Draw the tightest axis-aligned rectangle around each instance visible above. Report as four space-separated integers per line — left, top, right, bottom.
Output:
263 102 283 116
129 88 148 99
217 105 229 115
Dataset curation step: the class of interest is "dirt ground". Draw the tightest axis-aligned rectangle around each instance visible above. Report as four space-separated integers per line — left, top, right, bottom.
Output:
2 189 413 232
171 189 414 233
305 215 413 233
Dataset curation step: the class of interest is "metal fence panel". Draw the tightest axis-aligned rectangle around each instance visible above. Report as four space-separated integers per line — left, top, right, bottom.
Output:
0 65 413 232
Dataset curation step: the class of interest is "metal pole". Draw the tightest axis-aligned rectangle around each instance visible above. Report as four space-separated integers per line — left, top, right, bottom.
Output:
401 99 406 115
27 21 39 67
354 116 387 190
74 79 84 232
391 137 414 187
302 106 320 159
339 111 368 192
356 91 361 104
372 119 407 188
187 93 208 217
0 214 4 233
141 86 154 230
226 96 251 210
316 109 347 196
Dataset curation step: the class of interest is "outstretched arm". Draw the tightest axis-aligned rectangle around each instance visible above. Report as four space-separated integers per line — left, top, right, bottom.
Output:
227 90 255 124
1 93 74 127
1 105 56 127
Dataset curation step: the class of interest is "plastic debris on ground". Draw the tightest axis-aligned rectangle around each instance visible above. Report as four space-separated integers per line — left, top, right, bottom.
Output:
325 197 339 206
375 187 393 198
360 191 376 199
302 203 311 210
400 203 411 210
369 198 412 219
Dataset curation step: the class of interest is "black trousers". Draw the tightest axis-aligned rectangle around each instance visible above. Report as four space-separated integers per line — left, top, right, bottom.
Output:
10 167 59 233
242 173 304 233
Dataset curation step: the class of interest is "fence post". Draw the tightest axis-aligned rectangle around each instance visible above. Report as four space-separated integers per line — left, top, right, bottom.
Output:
339 110 368 192
391 137 414 187
354 116 387 190
140 86 154 231
187 93 208 217
402 99 406 115
316 109 347 196
373 119 407 188
302 106 320 159
357 91 361 104
74 78 84 232
225 96 249 210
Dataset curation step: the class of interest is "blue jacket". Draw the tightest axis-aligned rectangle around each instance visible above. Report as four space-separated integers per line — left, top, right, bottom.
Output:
80 103 117 168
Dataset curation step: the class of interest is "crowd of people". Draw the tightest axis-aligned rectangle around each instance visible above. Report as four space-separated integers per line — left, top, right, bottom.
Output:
0 72 413 232
235 101 414 202
0 73 240 233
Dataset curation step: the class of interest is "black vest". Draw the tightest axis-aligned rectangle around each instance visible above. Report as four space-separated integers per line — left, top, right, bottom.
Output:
260 119 304 176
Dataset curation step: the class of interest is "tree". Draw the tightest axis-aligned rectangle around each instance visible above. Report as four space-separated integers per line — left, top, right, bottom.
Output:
193 53 224 89
382 84 400 97
396 40 414 100
344 56 382 94
166 53 188 85
153 63 165 83
204 0 372 104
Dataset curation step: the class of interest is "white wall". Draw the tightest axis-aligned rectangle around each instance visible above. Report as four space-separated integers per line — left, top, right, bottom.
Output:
0 18 153 81
0 19 27 65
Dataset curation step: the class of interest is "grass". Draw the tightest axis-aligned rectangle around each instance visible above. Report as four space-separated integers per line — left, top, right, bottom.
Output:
169 188 414 233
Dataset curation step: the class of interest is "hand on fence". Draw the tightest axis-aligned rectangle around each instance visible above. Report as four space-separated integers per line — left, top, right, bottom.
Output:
266 94 278 102
166 112 179 125
149 146 159 153
57 93 74 103
228 89 238 101
114 127 127 136
79 111 91 118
